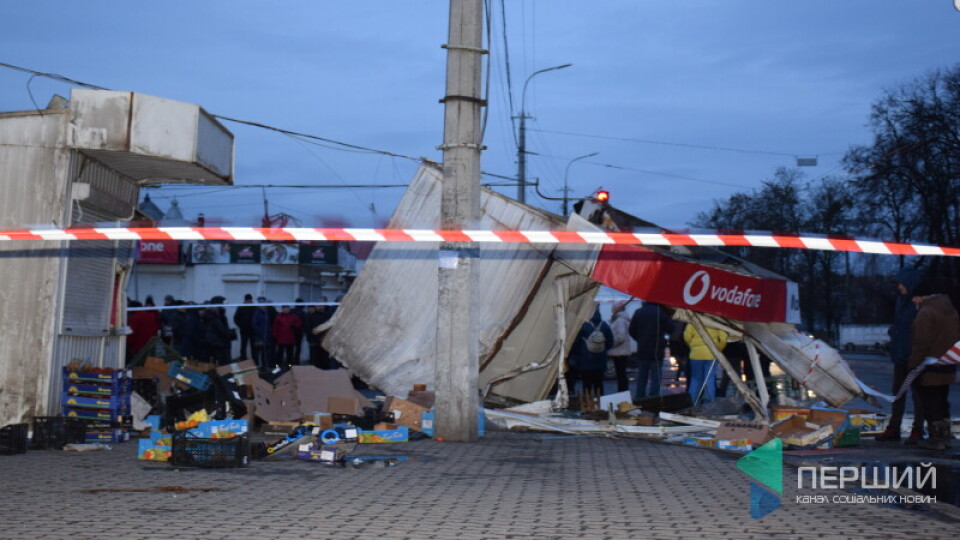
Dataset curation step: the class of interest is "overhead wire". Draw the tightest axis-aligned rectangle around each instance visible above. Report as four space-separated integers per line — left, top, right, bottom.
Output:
528 127 812 158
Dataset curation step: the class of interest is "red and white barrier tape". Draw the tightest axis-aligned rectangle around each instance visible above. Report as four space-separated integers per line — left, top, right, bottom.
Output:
0 226 958 256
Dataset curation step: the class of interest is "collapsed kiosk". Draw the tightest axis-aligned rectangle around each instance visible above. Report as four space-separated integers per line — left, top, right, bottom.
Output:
324 163 864 422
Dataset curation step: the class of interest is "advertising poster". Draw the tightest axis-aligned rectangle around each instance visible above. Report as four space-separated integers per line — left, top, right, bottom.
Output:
230 243 261 264
261 243 299 264
187 241 231 264
299 243 338 265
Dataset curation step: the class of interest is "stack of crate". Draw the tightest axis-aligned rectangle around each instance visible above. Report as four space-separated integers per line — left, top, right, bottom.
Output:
62 367 131 443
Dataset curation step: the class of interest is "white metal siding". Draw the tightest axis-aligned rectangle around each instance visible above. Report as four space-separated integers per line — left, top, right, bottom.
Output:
0 111 69 424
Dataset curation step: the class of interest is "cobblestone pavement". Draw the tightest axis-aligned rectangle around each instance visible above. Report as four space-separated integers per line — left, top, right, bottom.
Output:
1 432 957 539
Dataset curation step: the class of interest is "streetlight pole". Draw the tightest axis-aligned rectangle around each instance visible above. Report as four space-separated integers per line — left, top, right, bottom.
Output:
561 152 598 217
516 63 572 204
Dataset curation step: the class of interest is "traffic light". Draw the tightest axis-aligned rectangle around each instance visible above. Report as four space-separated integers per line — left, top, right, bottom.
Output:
595 190 610 204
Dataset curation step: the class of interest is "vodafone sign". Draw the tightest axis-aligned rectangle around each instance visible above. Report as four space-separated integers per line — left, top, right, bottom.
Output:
592 245 801 323
136 239 181 264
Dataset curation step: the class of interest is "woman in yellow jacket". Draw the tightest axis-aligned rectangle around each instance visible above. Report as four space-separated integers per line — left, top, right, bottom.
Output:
683 323 728 405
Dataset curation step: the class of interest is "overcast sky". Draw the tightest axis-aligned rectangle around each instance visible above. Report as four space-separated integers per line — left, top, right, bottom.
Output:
2 1 958 231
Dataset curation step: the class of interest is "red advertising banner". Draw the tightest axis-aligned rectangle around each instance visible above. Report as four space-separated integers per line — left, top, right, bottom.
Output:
592 245 800 323
136 239 180 264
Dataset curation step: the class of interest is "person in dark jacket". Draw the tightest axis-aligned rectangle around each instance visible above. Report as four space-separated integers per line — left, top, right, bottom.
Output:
252 301 274 372
173 301 199 360
198 298 232 365
567 306 614 397
233 293 256 361
908 292 960 451
629 301 674 400
303 305 325 368
877 267 926 443
292 298 306 365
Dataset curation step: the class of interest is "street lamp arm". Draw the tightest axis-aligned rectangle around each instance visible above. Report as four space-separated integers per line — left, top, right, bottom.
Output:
520 63 573 113
561 151 598 217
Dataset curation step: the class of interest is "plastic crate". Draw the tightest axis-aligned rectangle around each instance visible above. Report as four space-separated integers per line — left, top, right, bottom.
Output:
62 367 128 385
63 379 132 397
166 362 211 391
85 429 128 444
30 417 86 450
62 393 129 411
63 407 125 423
1 423 29 455
171 432 249 468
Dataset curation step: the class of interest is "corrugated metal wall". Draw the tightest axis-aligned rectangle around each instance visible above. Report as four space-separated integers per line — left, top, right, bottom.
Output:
0 111 71 425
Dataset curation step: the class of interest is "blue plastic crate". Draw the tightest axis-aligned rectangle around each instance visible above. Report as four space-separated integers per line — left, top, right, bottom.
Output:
166 362 211 390
63 379 131 397
63 407 124 423
62 367 128 385
84 429 127 444
62 393 128 411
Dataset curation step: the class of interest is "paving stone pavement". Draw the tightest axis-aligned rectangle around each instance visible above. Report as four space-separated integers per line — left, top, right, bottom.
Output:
0 432 957 539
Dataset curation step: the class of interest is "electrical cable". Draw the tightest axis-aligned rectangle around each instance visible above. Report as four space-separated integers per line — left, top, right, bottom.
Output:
530 127 810 158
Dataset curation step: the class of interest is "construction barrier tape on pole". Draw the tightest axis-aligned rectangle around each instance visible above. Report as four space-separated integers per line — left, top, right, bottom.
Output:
0 226 958 256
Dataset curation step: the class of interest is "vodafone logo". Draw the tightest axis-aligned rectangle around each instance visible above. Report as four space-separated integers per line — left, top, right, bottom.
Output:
682 270 764 309
683 270 710 305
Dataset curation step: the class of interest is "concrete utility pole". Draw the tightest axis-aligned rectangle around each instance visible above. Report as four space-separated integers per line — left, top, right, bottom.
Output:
516 63 572 204
436 0 484 441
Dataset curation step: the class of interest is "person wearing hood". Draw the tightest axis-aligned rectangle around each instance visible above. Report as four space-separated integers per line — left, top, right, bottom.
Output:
877 267 926 443
629 301 674 400
567 306 614 397
608 301 633 392
908 291 960 451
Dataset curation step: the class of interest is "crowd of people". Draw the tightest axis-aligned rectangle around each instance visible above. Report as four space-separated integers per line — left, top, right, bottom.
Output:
125 293 341 375
564 300 773 408
565 267 957 451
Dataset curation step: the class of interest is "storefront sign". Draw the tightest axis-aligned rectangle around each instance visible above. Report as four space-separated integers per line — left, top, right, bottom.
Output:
592 245 800 323
136 239 180 264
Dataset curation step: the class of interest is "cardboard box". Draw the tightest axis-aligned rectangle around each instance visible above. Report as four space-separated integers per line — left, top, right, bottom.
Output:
358 426 409 444
715 421 773 445
383 397 429 432
282 367 373 416
262 421 301 436
772 415 834 448
682 437 717 448
327 397 361 416
849 413 886 434
195 419 248 439
406 390 435 409
771 406 810 423
253 378 302 422
184 359 217 373
715 439 753 452
303 412 334 430
132 356 186 393
216 360 258 377
137 438 171 462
